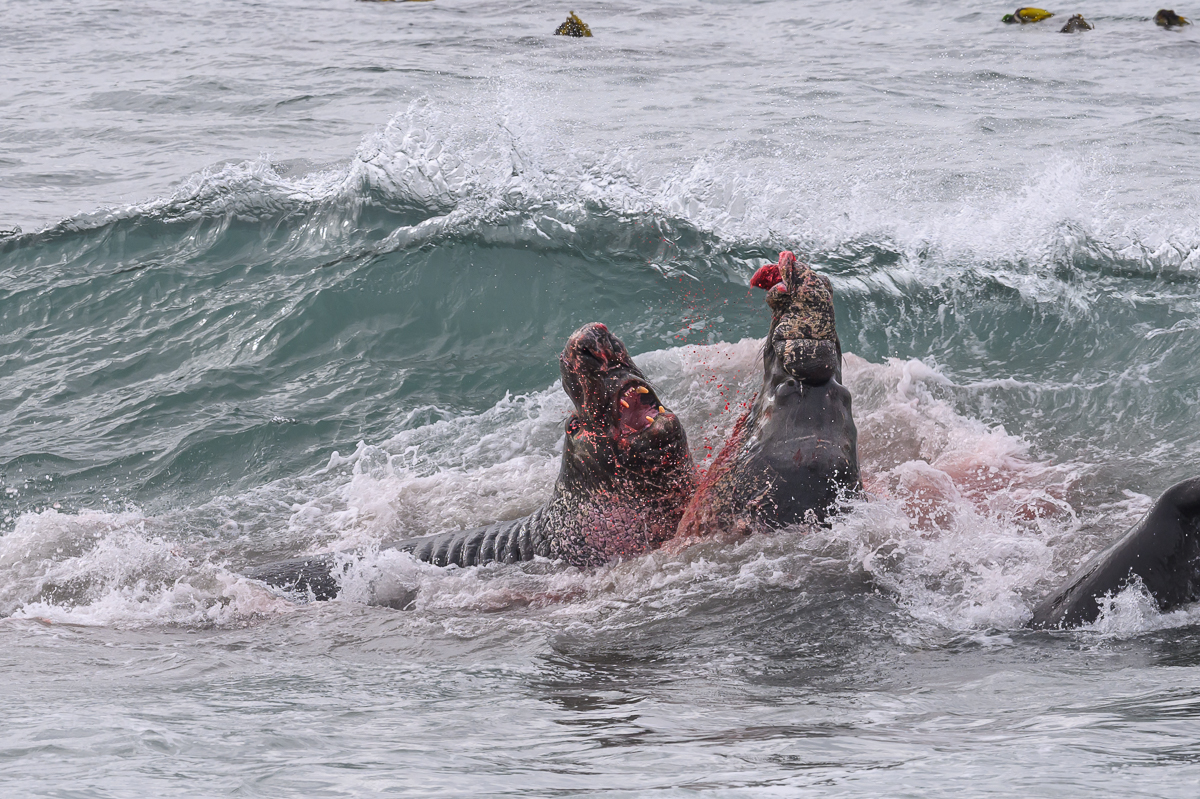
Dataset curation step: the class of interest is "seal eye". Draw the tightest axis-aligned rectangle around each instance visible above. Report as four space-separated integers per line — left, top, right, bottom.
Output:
565 417 582 436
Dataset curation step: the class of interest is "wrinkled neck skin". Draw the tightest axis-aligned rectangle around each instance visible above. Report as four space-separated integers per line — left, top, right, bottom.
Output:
540 323 696 567
678 254 861 538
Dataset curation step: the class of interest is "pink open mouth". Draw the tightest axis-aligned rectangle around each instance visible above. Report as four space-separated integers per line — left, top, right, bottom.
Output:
616 383 663 437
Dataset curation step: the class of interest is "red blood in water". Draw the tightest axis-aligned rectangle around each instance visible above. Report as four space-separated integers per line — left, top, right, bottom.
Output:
749 263 781 290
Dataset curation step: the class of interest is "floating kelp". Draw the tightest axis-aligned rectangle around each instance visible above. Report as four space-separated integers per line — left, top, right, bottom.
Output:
555 11 593 37
1002 7 1055 23
1155 9 1191 27
1060 14 1093 32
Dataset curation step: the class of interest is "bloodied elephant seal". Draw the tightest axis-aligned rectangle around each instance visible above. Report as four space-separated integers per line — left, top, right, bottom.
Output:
677 252 861 539
248 323 696 598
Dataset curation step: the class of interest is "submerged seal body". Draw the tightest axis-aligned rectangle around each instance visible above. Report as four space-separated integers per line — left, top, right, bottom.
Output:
249 323 695 597
1029 477 1200 628
677 252 860 538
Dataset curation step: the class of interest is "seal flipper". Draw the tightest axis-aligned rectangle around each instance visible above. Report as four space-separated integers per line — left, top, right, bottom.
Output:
246 512 547 600
1029 477 1200 629
399 515 542 567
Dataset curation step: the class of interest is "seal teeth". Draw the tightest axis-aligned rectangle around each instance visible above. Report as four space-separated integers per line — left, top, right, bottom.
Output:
620 399 629 408
659 406 666 414
645 416 655 424
637 386 649 394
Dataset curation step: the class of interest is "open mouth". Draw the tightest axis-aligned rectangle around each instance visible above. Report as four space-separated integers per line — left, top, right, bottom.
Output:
614 381 667 437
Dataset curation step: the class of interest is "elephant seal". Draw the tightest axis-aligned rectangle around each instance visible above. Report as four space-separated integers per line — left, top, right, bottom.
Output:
1155 9 1191 27
1060 14 1093 32
676 252 860 539
1002 7 1054 24
248 323 695 598
1029 477 1200 628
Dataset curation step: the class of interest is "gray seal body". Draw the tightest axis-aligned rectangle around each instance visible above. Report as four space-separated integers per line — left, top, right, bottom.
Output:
1029 477 1200 628
677 252 860 538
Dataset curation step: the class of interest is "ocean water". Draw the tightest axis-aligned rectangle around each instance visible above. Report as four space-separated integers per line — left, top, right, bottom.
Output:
3 0 1200 795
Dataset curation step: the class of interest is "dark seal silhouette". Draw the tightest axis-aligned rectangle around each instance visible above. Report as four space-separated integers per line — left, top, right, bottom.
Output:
676 252 860 540
1030 477 1200 628
248 323 695 598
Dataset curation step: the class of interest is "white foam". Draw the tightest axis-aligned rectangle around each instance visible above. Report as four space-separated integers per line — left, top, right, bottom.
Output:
289 343 1112 637
0 508 291 627
46 95 1200 302
0 342 1176 636
341 102 1200 294
1082 576 1200 637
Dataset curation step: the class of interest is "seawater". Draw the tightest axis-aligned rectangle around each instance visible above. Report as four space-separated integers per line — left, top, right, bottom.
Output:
3 0 1200 795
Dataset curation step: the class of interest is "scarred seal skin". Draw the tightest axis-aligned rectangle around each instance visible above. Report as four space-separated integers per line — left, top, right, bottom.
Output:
676 252 861 539
248 323 696 598
1029 477 1200 628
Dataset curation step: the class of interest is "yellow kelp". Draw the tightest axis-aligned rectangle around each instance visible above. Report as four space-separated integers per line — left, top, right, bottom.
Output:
1002 7 1055 23
1060 13 1093 32
1155 9 1191 27
555 11 593 37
